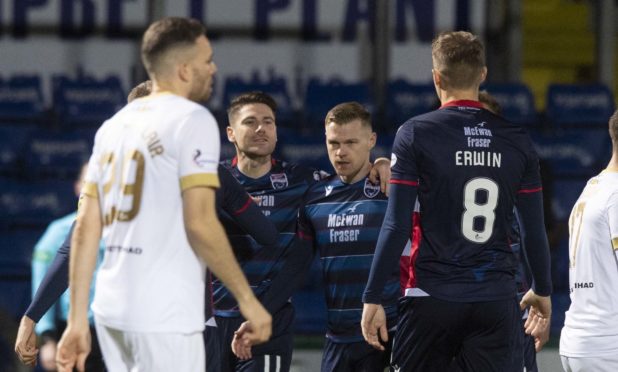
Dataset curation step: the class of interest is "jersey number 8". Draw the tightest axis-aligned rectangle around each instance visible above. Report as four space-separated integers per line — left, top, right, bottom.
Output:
461 177 499 244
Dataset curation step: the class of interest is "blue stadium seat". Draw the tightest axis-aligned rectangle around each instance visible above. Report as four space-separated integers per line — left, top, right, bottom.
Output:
0 75 45 122
530 128 611 177
279 135 330 171
0 178 76 227
0 228 42 277
0 125 34 176
482 83 538 125
386 79 437 126
304 79 372 129
222 76 295 126
24 130 92 178
53 75 125 126
546 84 615 127
550 178 587 221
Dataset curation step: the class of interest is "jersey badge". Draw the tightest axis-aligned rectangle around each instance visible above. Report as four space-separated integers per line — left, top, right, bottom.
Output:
270 173 288 189
364 179 380 198
325 185 333 196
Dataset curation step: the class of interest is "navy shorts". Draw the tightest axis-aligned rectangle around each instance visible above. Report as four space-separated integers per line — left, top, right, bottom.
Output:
205 303 295 372
321 337 391 372
392 296 523 372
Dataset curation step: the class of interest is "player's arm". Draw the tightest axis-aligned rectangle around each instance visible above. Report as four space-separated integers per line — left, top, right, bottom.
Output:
183 186 271 345
17 223 74 367
218 166 278 246
25 222 74 325
607 190 618 261
516 147 552 341
56 193 102 372
259 238 313 314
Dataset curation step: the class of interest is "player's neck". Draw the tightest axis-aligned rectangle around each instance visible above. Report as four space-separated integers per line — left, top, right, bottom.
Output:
438 89 479 105
606 151 618 172
151 79 188 98
339 162 371 184
235 153 273 179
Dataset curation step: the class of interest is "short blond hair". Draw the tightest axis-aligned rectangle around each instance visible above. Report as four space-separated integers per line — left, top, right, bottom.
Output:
432 31 485 90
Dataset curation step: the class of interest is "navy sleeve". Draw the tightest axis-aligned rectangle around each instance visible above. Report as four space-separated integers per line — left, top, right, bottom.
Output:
260 237 314 314
364 124 418 303
363 183 416 303
516 190 552 296
217 166 278 246
24 222 74 322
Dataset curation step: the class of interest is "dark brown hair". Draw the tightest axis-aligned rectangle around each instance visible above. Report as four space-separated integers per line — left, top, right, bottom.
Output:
478 90 502 115
227 91 278 121
325 102 372 129
432 31 485 90
127 80 153 103
141 17 205 76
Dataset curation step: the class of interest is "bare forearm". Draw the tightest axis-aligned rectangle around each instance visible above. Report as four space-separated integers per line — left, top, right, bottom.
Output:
68 200 101 324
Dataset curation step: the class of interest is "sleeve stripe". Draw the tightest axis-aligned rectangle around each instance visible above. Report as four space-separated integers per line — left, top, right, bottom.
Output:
390 179 419 186
233 197 253 216
518 187 543 194
612 237 618 250
81 182 99 199
180 173 220 191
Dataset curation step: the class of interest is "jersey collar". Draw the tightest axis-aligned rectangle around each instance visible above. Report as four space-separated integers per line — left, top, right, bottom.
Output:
440 100 484 109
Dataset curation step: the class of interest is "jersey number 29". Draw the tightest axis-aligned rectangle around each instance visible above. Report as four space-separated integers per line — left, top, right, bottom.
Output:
101 150 145 225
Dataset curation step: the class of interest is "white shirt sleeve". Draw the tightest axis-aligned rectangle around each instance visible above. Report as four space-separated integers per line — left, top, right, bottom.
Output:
175 108 221 191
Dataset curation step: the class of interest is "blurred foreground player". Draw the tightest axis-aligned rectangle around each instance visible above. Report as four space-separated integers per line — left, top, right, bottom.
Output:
55 17 271 372
559 110 618 372
361 31 552 372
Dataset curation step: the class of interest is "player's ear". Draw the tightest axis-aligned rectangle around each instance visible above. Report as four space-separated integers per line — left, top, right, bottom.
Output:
226 125 236 143
178 62 191 83
369 131 377 149
479 66 488 85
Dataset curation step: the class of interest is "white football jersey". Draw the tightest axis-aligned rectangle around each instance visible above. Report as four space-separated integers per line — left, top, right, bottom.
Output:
82 93 220 333
560 170 618 357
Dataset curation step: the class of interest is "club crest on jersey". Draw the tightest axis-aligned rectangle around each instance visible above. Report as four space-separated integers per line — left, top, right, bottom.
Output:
270 173 288 189
325 185 333 196
364 179 380 198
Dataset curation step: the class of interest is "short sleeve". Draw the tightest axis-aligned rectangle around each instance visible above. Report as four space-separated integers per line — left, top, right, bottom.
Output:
607 190 618 252
176 109 221 191
390 122 418 184
519 136 542 193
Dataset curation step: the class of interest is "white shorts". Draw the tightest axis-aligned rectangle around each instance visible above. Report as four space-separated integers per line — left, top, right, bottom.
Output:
561 354 618 372
95 321 205 372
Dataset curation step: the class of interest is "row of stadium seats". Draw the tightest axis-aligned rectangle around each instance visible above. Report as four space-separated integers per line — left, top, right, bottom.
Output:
1 74 615 129
0 122 608 182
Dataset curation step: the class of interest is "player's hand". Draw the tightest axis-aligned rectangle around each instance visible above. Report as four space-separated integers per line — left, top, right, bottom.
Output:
370 157 392 196
231 321 253 360
523 304 551 352
520 289 551 350
14 315 39 366
56 322 91 372
237 297 272 346
361 303 388 351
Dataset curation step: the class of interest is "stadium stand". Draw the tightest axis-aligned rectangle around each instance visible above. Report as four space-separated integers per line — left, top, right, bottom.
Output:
0 75 45 123
386 79 437 127
482 83 538 125
52 74 125 127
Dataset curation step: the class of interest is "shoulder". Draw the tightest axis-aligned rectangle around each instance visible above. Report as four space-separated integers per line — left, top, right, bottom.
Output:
274 159 320 182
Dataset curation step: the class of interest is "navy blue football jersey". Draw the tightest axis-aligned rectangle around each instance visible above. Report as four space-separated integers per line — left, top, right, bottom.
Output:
212 158 319 315
392 100 542 302
299 175 399 343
